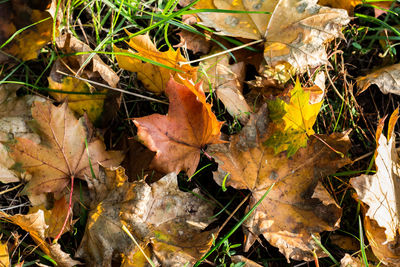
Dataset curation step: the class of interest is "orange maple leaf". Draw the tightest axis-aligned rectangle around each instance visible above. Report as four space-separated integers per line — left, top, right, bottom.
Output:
134 78 224 177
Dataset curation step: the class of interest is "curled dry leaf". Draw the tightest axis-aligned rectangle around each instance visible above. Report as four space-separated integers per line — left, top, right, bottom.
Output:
175 30 211 54
48 33 120 124
0 0 53 62
115 31 197 94
76 166 216 266
0 210 81 267
199 48 250 123
207 105 351 261
134 78 224 177
195 0 349 72
7 101 124 196
350 109 400 266
357 63 400 95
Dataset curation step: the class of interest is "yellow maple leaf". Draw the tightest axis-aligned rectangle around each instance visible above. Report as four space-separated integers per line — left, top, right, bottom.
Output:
266 78 323 156
115 31 197 94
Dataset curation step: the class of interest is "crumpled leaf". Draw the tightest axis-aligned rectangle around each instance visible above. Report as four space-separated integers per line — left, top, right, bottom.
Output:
48 33 119 124
115 31 197 94
195 0 349 71
76 166 216 266
340 253 364 267
7 101 124 196
357 63 400 95
265 78 323 157
175 30 211 55
134 78 224 177
0 0 53 61
350 109 400 265
29 196 70 238
0 210 81 267
200 48 250 123
207 105 351 261
0 84 43 184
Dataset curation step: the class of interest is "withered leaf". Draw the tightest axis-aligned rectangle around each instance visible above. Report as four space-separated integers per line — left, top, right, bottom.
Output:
207 105 351 261
0 210 81 267
134 78 224 177
7 101 124 195
0 0 53 62
199 48 250 123
195 0 349 72
357 63 400 95
76 166 216 266
350 109 400 266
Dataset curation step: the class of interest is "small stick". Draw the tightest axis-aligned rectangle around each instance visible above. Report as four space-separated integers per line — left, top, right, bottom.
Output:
179 39 264 66
56 70 168 104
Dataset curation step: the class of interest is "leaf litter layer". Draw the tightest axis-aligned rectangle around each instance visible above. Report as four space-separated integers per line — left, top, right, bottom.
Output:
0 0 399 266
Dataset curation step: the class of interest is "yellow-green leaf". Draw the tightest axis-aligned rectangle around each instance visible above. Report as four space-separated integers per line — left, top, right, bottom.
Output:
48 76 106 124
265 78 323 156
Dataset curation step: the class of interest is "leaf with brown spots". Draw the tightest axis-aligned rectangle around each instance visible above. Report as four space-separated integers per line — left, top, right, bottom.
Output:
207 105 351 261
195 0 349 72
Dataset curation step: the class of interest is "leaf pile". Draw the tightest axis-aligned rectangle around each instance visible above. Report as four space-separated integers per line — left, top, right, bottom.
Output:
0 0 399 266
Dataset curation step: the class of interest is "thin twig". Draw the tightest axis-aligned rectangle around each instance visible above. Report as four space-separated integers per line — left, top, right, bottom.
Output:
179 39 264 65
56 70 168 104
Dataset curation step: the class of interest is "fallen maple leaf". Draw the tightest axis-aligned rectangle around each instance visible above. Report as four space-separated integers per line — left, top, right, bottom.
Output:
7 101 124 195
195 0 349 71
76 166 216 266
199 48 250 123
0 209 81 267
115 31 197 94
207 105 351 261
0 0 54 62
350 109 400 266
265 78 323 157
134 78 224 177
357 63 400 95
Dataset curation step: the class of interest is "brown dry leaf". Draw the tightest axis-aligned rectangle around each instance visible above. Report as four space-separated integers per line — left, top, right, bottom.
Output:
0 210 81 267
340 254 364 267
134 78 224 177
48 33 120 124
200 48 250 123
76 166 216 266
350 109 400 265
207 105 351 261
7 101 124 196
29 196 70 239
195 0 349 72
0 84 43 184
357 63 400 95
115 31 197 94
0 0 53 62
175 30 211 54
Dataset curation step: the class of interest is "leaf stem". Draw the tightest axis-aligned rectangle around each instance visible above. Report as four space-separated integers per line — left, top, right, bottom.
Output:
54 175 74 243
